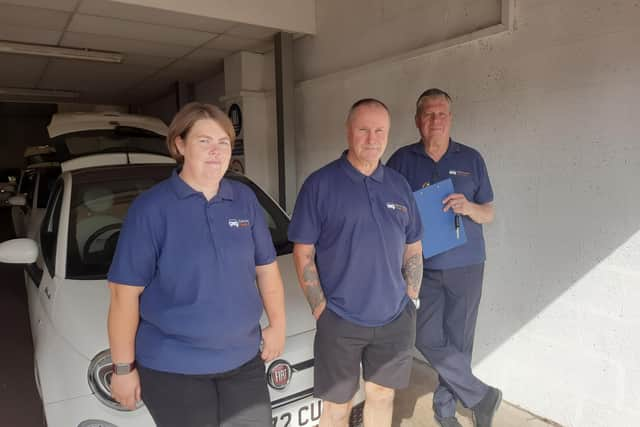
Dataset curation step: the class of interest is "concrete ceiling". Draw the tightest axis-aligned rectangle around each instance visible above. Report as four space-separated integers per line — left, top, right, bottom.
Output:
0 0 293 105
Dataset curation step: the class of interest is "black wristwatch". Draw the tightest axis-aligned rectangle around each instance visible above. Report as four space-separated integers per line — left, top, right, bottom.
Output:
112 361 137 375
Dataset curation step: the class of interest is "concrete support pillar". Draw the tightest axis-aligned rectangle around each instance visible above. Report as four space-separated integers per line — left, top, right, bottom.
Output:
221 52 278 201
274 32 296 212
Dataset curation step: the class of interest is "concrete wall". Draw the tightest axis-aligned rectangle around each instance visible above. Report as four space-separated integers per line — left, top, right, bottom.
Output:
195 72 226 108
139 90 177 125
294 0 501 81
293 1 640 426
139 72 226 124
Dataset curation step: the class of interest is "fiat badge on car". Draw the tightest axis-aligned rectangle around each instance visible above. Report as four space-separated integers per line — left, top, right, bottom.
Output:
267 360 293 390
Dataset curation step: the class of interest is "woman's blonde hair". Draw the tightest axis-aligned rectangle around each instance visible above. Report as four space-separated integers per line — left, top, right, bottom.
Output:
166 102 236 162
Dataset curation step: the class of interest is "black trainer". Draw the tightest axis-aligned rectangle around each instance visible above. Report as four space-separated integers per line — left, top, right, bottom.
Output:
472 387 502 427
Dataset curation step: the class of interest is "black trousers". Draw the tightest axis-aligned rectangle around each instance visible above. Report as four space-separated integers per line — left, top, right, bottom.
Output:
138 353 271 427
415 263 489 419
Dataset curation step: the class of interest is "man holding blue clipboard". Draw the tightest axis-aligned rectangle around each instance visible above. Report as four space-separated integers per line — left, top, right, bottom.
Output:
387 89 500 427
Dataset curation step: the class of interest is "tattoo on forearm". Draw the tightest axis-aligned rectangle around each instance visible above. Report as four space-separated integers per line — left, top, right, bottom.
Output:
301 251 326 312
402 253 423 297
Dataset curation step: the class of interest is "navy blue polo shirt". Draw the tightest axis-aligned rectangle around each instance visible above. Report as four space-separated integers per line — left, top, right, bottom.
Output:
288 152 423 327
387 139 493 270
108 170 276 375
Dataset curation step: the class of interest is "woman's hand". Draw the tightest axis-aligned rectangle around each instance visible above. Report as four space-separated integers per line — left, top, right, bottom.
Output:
110 370 141 410
261 324 286 362
256 262 286 362
108 282 144 410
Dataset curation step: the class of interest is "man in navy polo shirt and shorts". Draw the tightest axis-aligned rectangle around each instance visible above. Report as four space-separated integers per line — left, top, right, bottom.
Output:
387 88 501 427
288 98 424 427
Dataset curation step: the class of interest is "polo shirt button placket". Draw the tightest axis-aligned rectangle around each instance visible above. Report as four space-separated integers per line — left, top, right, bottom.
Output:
206 200 216 242
365 178 376 211
365 178 383 230
431 163 441 184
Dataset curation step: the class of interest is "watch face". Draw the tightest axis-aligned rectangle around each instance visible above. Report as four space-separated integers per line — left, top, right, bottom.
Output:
113 363 133 375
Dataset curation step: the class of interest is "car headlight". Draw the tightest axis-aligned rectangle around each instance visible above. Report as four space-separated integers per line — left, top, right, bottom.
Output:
87 349 144 412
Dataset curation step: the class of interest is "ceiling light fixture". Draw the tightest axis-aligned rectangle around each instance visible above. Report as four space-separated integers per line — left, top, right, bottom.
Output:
0 40 124 63
0 87 80 99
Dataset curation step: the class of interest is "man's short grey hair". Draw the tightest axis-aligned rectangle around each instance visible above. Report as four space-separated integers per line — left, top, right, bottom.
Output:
415 88 452 115
347 98 390 123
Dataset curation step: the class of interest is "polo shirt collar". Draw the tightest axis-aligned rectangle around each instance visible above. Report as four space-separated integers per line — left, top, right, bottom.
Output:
447 139 462 156
169 169 234 201
339 150 385 183
410 138 461 159
216 179 234 201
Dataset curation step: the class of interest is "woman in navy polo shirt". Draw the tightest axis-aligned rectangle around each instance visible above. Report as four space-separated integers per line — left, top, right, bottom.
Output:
107 103 286 427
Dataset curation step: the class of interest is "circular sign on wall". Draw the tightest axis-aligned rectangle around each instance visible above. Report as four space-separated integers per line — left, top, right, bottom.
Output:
228 104 242 136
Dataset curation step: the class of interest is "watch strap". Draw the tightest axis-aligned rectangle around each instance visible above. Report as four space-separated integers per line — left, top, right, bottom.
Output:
112 361 137 375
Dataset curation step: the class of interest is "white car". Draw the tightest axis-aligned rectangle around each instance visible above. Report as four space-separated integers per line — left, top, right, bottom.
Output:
10 146 60 238
0 113 364 427
10 112 169 238
0 180 17 205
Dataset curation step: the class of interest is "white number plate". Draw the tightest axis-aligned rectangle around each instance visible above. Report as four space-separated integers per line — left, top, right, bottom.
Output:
272 398 322 427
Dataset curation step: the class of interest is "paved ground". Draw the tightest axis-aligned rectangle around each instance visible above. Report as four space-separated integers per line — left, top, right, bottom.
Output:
0 207 558 427
0 207 45 426
393 360 560 427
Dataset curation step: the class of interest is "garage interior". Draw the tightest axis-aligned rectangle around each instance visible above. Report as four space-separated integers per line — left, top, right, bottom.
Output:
0 1 301 425
0 0 296 163
1 1 639 426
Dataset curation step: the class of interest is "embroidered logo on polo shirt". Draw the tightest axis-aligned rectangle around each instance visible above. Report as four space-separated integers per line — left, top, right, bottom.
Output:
385 202 408 213
228 219 250 228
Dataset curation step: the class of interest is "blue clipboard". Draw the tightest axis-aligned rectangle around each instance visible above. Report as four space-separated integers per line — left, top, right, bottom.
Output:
413 178 467 259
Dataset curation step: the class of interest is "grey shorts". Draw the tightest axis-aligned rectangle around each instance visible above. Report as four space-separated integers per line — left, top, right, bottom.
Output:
313 303 417 403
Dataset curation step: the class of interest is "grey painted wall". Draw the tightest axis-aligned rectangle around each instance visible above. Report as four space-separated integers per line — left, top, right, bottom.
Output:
294 0 502 81
292 0 640 425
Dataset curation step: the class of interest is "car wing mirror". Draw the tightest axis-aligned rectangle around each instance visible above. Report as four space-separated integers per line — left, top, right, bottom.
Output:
8 195 26 207
0 238 39 264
